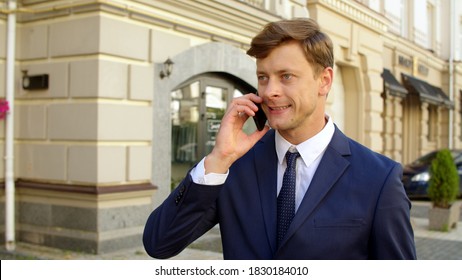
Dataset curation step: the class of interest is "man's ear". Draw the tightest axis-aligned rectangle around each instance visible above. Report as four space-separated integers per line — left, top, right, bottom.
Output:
319 67 333 97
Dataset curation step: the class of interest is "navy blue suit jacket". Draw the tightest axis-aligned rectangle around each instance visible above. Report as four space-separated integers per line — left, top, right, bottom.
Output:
143 127 416 259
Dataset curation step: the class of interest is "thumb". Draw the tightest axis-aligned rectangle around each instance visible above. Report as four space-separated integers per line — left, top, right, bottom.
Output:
247 125 270 145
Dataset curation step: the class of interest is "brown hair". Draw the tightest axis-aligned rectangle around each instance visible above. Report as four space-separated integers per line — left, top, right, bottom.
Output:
247 18 334 76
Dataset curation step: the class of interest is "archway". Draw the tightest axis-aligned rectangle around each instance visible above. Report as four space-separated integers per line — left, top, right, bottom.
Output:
152 42 257 205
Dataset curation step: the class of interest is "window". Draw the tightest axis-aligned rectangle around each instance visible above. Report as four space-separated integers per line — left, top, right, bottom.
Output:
460 90 462 142
426 2 435 51
385 0 406 36
428 105 437 142
400 0 408 37
458 17 462 60
364 0 383 13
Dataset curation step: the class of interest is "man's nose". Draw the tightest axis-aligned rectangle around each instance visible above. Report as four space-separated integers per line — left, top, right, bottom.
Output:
260 79 281 98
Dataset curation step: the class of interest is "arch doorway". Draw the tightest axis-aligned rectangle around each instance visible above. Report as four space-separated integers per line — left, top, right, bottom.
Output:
152 42 257 204
170 73 257 186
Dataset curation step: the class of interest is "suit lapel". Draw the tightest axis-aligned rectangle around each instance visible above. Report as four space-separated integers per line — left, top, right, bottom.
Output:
278 127 351 249
254 130 278 254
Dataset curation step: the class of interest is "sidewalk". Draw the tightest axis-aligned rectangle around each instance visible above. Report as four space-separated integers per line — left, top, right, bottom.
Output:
0 226 223 260
1 200 461 260
410 200 462 259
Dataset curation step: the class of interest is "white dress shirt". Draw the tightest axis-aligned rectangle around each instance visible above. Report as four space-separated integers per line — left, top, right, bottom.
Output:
191 115 335 213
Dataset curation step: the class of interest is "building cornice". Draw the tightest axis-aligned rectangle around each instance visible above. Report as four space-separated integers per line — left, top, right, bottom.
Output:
14 179 157 195
3 0 281 47
308 0 390 34
383 32 446 72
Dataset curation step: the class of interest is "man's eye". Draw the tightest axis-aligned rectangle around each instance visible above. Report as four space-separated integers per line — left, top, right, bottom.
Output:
257 75 267 81
282 74 292 80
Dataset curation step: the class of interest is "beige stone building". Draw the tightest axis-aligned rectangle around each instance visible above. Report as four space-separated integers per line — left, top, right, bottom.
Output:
0 0 461 253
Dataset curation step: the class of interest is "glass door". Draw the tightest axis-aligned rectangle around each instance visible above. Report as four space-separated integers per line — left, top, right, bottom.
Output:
171 81 201 185
171 75 256 186
202 83 230 157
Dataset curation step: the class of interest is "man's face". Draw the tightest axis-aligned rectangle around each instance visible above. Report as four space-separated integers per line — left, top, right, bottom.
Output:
256 41 332 143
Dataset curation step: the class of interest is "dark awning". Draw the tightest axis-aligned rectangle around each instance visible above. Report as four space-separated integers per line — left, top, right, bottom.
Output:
431 84 455 108
401 73 454 109
382 69 407 98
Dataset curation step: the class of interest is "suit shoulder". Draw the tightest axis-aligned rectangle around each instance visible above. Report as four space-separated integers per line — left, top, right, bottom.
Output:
331 127 399 169
346 137 400 169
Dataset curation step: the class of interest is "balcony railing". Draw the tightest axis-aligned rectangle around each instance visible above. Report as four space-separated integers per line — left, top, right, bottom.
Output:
239 0 265 9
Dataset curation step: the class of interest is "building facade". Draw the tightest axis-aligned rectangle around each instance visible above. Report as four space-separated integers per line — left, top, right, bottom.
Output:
0 0 461 253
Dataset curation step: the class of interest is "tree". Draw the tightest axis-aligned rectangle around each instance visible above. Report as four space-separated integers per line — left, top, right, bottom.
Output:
428 149 460 209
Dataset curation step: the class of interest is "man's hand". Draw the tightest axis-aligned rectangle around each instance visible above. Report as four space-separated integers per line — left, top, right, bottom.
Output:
204 93 270 174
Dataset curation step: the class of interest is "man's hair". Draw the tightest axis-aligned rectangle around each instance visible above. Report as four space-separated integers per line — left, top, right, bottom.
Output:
247 18 334 76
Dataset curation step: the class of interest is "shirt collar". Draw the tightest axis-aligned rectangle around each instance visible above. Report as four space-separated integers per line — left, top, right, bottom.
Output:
275 115 335 166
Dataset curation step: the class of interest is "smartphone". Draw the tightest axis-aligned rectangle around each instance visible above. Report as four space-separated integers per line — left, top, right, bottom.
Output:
253 101 267 131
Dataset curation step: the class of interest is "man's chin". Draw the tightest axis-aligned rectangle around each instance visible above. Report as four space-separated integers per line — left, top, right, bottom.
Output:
268 121 289 131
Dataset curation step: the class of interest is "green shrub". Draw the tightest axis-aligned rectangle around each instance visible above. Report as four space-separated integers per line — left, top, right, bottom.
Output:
428 149 460 208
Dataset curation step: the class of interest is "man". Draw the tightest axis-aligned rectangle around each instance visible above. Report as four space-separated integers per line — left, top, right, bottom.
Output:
143 18 416 259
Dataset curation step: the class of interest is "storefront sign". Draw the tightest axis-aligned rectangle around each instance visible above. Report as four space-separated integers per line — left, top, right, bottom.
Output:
398 55 429 76
207 119 221 132
398 55 413 69
417 63 429 76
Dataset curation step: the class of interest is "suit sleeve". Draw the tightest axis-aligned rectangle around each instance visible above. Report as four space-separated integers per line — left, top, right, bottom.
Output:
369 163 417 259
143 173 222 259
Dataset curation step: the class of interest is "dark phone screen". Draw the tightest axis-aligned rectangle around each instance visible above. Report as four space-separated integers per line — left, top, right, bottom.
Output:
253 102 267 131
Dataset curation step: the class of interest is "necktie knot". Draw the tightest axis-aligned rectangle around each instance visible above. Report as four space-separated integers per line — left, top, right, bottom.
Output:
285 150 300 170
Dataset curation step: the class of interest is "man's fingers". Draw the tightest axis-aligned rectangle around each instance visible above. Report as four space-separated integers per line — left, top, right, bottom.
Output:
231 96 260 117
248 125 270 143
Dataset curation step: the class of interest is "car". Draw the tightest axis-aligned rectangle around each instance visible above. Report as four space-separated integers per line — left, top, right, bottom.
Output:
402 149 462 199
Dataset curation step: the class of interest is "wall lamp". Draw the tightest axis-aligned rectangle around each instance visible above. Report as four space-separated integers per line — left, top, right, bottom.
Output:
159 58 174 79
22 70 49 90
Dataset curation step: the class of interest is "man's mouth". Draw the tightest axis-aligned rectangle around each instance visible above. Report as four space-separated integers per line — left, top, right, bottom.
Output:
269 105 291 111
